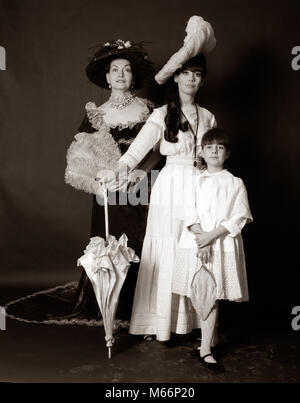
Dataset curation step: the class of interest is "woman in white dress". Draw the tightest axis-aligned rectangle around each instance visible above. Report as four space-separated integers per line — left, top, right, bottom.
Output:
98 15 218 342
103 52 216 342
99 16 218 343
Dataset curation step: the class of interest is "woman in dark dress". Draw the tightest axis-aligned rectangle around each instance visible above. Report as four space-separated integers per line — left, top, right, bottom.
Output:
64 40 162 323
5 40 162 328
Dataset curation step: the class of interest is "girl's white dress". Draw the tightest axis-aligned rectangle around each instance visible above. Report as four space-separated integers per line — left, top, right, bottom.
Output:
172 169 253 302
119 104 217 341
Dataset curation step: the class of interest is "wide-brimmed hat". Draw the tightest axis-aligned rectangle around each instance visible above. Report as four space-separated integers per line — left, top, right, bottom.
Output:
155 16 216 85
86 39 154 90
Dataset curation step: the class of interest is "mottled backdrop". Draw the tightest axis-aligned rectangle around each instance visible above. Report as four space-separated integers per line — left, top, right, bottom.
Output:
0 0 299 316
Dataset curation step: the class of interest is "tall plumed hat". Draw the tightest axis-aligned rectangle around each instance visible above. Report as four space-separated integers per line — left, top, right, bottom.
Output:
86 39 154 90
155 16 216 85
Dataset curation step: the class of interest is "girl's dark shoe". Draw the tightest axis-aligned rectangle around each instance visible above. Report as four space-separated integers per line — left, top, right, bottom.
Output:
198 353 225 374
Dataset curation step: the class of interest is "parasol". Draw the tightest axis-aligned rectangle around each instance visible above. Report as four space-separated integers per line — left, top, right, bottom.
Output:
77 185 139 358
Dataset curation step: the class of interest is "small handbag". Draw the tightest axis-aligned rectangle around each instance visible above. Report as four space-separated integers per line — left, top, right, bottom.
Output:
190 258 217 321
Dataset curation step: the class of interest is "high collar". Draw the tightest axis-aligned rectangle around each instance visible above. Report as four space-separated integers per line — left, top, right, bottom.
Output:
201 169 227 177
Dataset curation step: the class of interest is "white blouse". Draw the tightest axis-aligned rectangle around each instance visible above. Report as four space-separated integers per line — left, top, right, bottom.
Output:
120 104 217 169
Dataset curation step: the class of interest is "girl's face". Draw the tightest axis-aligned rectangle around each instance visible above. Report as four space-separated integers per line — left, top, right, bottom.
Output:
106 58 133 92
201 143 229 171
174 69 203 97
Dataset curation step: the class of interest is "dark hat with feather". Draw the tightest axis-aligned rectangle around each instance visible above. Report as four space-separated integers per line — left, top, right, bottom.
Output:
86 39 154 90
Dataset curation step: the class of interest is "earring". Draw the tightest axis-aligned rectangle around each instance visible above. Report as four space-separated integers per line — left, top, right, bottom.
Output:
108 83 111 89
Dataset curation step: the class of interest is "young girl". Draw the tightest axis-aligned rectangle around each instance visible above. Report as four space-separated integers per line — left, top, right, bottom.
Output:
172 128 253 373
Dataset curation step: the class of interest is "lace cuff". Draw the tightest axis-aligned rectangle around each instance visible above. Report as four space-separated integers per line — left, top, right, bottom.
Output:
119 153 139 170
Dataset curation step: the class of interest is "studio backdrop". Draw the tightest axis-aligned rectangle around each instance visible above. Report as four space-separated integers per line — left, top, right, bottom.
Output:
0 0 299 311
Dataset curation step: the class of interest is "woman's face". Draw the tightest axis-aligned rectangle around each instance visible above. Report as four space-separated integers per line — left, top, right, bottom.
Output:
174 69 203 97
106 58 133 92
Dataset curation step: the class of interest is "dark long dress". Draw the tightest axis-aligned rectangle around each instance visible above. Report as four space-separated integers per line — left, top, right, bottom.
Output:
5 101 163 327
68 116 152 321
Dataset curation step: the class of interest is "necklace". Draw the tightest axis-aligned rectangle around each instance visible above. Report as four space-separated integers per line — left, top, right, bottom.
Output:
109 93 136 110
181 105 199 167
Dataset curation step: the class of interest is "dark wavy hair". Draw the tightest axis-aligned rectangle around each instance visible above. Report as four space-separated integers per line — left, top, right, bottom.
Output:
164 54 207 143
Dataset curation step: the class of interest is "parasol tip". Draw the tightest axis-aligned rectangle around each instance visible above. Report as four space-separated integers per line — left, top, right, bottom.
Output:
108 347 112 359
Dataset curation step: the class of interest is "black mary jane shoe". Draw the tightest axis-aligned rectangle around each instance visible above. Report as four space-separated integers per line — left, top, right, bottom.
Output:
198 353 225 374
191 346 220 359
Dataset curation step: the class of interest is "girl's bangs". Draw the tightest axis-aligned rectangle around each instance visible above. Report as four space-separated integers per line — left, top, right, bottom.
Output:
201 129 230 149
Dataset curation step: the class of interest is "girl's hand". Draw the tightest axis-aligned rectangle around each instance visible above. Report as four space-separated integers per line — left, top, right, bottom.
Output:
94 181 106 199
189 224 203 234
194 231 214 248
197 245 212 264
195 225 229 248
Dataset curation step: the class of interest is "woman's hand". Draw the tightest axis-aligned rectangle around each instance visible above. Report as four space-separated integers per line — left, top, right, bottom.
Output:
115 162 130 192
94 180 106 199
197 245 212 264
127 169 147 191
95 169 116 188
95 162 129 192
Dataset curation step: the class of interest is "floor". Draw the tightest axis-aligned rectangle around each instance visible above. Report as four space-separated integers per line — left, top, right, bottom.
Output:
0 287 299 383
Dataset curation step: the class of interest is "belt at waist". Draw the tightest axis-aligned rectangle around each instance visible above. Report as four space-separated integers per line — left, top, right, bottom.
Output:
166 156 201 166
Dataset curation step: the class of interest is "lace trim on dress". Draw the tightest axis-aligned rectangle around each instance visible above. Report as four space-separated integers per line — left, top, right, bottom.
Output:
4 282 130 329
172 250 248 302
85 98 152 131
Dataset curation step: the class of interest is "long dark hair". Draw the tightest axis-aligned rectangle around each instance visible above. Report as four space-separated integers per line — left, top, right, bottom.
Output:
164 54 207 143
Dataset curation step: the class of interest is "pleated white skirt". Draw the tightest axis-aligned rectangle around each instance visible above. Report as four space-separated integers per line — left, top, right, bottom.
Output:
129 157 203 341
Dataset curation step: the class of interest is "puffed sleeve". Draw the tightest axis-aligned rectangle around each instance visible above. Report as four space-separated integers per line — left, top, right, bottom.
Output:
220 179 253 237
119 108 164 169
77 102 100 133
78 114 94 133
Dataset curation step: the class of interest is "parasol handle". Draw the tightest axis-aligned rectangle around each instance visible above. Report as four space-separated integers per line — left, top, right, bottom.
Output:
108 347 112 359
102 184 109 241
